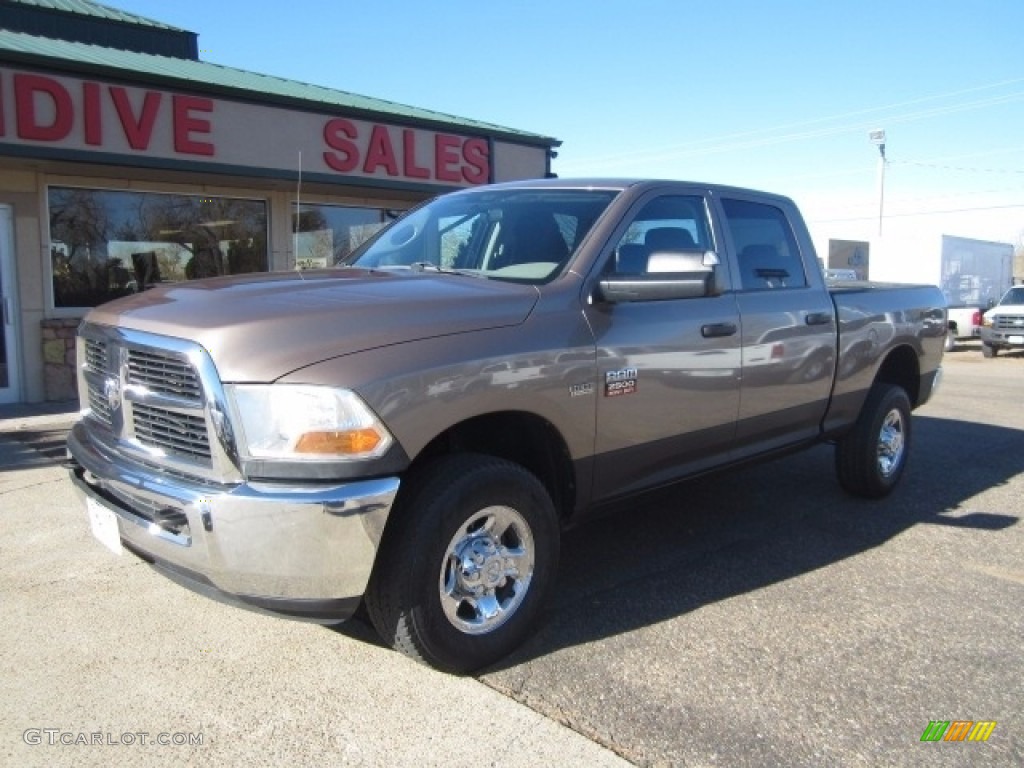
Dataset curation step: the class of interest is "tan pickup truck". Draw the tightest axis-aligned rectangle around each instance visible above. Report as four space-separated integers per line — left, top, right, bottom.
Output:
67 179 945 672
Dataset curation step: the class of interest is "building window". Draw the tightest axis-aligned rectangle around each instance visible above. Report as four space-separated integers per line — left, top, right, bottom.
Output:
48 187 268 308
292 203 394 269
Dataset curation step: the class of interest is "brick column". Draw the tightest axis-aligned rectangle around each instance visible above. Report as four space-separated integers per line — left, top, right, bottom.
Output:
41 318 80 402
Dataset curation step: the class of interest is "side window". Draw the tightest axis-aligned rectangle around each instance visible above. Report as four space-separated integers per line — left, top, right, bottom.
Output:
721 198 807 291
610 195 711 275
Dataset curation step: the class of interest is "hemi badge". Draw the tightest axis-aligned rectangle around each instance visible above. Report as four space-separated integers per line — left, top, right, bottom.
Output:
568 383 594 398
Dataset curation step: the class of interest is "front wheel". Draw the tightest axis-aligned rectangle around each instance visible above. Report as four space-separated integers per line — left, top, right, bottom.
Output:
982 343 998 358
364 454 559 673
835 382 912 498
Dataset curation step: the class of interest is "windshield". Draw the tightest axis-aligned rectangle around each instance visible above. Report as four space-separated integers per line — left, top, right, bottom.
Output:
339 188 618 284
999 286 1024 305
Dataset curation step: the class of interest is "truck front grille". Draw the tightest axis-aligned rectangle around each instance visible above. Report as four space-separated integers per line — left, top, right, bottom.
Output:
76 325 234 481
128 348 203 401
84 338 109 371
86 384 114 429
993 315 1024 330
132 404 212 462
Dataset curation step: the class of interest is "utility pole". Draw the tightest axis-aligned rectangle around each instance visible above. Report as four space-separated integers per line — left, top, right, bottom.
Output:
869 129 886 236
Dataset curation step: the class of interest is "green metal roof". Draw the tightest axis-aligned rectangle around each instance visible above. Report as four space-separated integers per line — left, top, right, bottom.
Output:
0 28 557 144
4 0 188 33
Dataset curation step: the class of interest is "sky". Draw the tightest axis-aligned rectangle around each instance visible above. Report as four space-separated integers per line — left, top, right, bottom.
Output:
112 0 1024 257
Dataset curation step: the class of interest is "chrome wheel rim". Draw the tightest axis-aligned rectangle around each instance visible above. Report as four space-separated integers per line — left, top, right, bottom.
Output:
877 407 906 477
439 506 534 635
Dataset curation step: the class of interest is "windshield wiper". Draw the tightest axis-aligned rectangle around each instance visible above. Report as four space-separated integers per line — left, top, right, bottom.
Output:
409 262 483 278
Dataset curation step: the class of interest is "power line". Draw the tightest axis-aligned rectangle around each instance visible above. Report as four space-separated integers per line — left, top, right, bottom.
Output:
809 202 1024 224
892 160 1024 175
559 79 1024 171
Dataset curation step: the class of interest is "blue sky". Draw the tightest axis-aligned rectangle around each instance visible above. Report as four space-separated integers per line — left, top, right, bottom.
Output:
113 0 1024 252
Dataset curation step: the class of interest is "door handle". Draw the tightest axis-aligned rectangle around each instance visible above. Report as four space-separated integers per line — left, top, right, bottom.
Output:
805 312 833 326
701 322 737 338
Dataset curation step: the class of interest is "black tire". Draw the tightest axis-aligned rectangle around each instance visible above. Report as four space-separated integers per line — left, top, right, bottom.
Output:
982 343 997 358
364 454 559 673
835 382 912 498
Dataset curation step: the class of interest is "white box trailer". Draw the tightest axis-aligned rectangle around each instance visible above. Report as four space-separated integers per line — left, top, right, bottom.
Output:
867 234 1014 349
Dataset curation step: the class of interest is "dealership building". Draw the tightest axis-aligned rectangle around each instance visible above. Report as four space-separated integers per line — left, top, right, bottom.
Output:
0 0 559 404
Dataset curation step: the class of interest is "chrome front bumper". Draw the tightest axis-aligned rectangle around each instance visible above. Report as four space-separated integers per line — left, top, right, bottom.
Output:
67 421 399 622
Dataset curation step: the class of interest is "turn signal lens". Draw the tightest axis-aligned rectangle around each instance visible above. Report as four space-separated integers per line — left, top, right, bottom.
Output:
294 429 383 455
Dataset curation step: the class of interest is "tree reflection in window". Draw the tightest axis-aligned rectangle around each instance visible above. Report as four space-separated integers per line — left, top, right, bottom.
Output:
292 203 392 269
48 187 267 308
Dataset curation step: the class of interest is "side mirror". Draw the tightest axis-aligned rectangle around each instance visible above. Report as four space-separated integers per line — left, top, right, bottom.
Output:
598 250 718 303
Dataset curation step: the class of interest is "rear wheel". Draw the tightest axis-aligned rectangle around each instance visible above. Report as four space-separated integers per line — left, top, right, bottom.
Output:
836 382 912 498
364 454 559 673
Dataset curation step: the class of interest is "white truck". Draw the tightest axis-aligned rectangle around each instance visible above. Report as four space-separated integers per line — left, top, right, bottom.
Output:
980 286 1024 357
869 234 1014 351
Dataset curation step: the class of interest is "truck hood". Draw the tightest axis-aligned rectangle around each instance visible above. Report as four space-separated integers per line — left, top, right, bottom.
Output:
85 269 539 382
985 303 1024 319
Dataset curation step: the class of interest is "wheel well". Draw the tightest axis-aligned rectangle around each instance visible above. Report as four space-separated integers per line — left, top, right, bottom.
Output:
874 344 922 406
411 412 576 520
947 320 958 333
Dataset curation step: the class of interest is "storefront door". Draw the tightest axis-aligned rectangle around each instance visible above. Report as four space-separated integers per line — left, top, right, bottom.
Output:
0 205 21 404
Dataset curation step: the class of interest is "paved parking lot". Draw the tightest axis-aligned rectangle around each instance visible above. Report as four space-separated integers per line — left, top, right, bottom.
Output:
2 344 1021 767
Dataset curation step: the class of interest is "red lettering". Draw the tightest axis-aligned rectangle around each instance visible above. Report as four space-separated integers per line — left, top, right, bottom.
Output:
14 74 72 141
402 129 430 179
323 118 359 172
434 134 462 183
83 82 102 145
462 138 490 185
363 125 399 176
109 86 161 150
172 95 214 155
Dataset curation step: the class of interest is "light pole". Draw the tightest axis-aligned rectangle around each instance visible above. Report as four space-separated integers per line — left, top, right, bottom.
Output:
869 129 886 236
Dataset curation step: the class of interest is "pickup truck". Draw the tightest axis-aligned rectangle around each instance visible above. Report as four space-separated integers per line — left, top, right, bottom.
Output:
67 179 945 673
980 286 1024 357
945 306 985 352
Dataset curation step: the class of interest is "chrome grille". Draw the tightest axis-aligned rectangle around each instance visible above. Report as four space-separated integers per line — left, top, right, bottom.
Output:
993 315 1024 330
132 404 212 463
127 348 202 401
84 338 108 371
76 324 238 483
86 383 113 429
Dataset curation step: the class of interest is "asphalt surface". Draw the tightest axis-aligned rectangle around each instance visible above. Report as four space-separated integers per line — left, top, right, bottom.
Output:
2 343 1022 767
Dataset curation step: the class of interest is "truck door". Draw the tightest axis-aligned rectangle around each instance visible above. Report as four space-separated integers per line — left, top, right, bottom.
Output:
715 194 836 457
584 191 741 501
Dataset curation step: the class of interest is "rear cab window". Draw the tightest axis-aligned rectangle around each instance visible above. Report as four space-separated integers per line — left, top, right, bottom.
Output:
720 198 807 291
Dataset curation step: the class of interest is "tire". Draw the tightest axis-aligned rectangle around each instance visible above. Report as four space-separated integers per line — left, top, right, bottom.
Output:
982 343 997 358
364 454 559 673
944 330 956 353
835 382 912 498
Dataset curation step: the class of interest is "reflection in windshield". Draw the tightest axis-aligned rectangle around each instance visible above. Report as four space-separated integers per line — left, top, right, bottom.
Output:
340 189 618 284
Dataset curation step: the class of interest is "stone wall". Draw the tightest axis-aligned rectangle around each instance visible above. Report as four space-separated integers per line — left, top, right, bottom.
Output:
41 318 79 402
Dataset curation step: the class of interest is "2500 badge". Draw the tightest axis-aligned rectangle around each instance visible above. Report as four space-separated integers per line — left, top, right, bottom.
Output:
605 368 638 397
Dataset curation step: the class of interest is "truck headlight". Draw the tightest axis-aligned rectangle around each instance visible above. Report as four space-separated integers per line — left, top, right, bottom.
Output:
227 385 393 461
